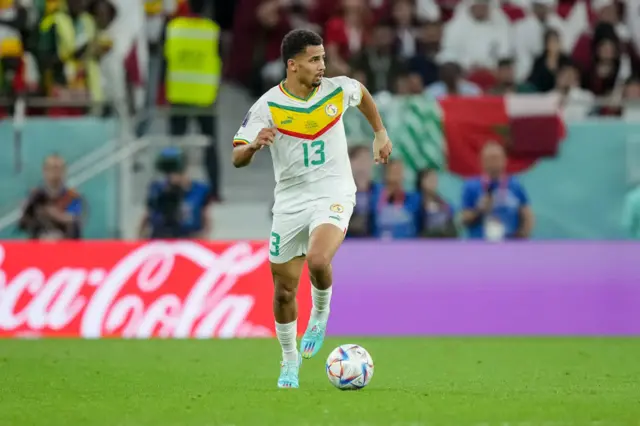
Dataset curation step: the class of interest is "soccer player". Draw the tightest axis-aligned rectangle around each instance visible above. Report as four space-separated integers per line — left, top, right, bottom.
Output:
232 29 392 388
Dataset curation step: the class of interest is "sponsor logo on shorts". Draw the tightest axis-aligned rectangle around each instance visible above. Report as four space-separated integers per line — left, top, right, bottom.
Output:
329 215 342 222
325 103 338 117
330 203 344 213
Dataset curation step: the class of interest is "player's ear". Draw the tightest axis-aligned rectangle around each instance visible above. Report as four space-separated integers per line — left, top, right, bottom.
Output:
287 58 296 72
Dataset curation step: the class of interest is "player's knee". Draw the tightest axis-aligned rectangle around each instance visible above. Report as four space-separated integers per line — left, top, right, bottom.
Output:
306 251 330 275
273 284 296 306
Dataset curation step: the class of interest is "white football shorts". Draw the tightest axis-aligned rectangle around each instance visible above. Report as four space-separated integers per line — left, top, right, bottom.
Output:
268 197 354 264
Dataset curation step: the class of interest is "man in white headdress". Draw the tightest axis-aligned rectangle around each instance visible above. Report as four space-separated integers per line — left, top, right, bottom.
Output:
441 0 513 71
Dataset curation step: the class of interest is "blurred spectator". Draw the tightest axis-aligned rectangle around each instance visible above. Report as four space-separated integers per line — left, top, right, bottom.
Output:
513 0 567 81
572 0 634 77
369 159 421 239
554 61 594 120
89 1 115 55
390 0 419 58
18 154 85 240
580 23 630 97
415 0 442 22
347 145 374 238
623 75 640 101
0 0 35 97
425 56 481 99
139 147 213 239
284 0 321 33
226 0 290 96
393 69 411 94
527 28 571 92
627 0 640 69
440 0 512 71
622 183 640 239
38 0 104 114
349 20 405 94
406 70 425 93
407 20 441 87
325 0 370 76
461 142 534 241
488 58 536 94
165 1 222 200
415 168 457 238
88 0 116 106
617 76 640 119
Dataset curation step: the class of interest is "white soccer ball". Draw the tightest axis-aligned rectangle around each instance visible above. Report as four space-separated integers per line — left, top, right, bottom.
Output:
325 344 374 390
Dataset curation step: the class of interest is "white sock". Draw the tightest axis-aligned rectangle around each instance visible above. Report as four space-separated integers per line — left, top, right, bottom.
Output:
275 320 298 362
310 286 332 323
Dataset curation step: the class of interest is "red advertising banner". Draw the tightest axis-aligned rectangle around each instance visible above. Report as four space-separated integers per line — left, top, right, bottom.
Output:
0 241 311 338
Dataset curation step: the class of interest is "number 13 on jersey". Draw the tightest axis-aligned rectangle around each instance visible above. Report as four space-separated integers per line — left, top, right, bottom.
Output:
303 140 325 167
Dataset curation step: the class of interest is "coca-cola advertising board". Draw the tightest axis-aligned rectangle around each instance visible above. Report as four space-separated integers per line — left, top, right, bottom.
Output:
1 241 639 338
0 241 311 338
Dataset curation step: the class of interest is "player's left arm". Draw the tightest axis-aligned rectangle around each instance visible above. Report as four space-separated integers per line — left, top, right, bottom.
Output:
356 83 392 164
514 182 534 239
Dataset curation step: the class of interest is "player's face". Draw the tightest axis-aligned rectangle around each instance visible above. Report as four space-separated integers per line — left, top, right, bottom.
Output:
293 45 326 87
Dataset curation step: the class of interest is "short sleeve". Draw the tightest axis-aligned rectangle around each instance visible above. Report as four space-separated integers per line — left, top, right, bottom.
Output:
512 181 529 206
233 99 270 147
65 198 83 217
334 76 363 108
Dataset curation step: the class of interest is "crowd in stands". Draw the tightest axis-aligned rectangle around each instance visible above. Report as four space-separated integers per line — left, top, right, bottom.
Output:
1 0 638 118
346 142 534 241
226 0 640 117
5 0 640 242
0 0 197 117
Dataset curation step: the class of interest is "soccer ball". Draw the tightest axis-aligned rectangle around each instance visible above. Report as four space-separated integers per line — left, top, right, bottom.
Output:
325 344 374 390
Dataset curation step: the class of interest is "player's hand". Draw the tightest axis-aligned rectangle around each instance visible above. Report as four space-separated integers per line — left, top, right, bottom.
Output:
373 129 393 164
251 127 277 150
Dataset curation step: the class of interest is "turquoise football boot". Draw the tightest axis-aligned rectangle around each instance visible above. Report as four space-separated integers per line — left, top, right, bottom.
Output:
277 352 302 389
300 320 327 359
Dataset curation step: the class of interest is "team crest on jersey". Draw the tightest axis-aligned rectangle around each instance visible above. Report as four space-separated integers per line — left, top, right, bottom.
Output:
325 103 338 117
330 203 344 213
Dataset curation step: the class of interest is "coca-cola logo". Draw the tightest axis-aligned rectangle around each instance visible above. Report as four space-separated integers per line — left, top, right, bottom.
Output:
0 241 274 338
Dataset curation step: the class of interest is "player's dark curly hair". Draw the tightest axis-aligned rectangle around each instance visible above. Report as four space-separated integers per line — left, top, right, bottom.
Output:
281 29 323 67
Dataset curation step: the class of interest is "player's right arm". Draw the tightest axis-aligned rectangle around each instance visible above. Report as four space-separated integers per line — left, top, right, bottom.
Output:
232 100 276 168
232 128 276 168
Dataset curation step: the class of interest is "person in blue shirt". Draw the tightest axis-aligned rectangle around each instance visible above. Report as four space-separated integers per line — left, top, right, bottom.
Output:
370 159 421 239
139 147 213 239
461 143 534 240
415 168 458 238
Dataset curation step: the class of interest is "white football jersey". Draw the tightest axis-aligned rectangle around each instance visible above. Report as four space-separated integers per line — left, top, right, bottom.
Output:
233 76 363 214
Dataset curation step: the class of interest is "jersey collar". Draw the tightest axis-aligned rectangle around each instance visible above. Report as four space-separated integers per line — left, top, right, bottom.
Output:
279 80 320 102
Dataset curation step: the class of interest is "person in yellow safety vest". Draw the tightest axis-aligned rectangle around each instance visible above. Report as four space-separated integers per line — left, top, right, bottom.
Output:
164 2 222 201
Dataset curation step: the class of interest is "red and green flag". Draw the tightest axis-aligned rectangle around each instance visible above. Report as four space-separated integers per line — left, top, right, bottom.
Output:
346 93 566 178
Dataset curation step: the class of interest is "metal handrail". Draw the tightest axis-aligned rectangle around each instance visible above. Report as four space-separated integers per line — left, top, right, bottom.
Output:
0 137 150 233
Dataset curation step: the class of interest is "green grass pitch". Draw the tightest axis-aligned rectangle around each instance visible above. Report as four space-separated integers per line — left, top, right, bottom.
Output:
1 338 639 425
